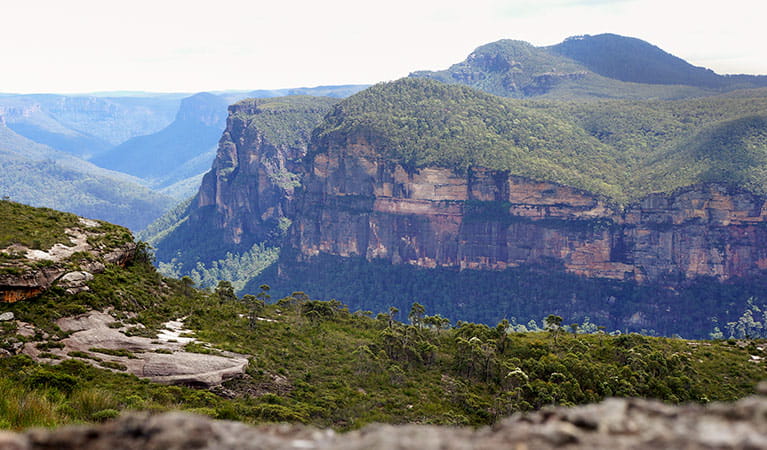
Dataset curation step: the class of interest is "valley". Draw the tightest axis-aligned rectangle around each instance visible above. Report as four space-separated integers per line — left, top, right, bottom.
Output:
3 30 767 444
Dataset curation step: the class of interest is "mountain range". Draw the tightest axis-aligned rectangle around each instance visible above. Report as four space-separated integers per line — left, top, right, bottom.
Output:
0 85 367 229
143 33 767 337
411 33 767 99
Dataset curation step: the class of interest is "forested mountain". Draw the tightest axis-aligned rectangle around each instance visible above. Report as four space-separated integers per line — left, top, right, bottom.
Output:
411 34 767 99
120 35 767 336
549 34 767 89
140 75 767 338
311 78 767 203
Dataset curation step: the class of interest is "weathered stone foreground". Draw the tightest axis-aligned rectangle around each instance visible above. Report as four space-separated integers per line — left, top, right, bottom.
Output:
3 396 767 449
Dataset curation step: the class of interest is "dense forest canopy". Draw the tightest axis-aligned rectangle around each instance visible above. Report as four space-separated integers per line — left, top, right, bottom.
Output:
313 78 767 204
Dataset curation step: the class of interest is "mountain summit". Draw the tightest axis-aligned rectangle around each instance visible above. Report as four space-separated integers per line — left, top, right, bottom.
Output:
411 33 767 99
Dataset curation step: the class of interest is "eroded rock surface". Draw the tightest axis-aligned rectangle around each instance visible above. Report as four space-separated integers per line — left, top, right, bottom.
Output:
0 218 135 303
290 136 767 283
22 310 247 387
4 396 767 449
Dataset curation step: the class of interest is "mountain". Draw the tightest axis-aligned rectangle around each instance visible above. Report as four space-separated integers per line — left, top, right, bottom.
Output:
0 121 175 230
145 38 767 337
91 93 230 190
142 95 340 287
247 78 767 338
1 201 765 431
411 34 767 99
549 34 767 89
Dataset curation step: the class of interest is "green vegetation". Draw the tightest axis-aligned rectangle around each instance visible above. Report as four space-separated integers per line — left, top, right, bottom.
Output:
0 200 81 249
315 78 624 200
232 96 339 148
1 251 765 431
314 78 767 204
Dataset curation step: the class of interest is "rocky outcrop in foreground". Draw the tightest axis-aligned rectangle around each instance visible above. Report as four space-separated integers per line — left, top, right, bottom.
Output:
19 310 247 387
2 395 767 449
0 218 135 303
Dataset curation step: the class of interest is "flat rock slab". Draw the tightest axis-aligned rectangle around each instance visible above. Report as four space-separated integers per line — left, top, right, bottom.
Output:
25 310 247 387
143 353 249 386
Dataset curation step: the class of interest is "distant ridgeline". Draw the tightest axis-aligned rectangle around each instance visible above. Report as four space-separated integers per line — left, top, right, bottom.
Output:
147 35 767 338
410 33 767 99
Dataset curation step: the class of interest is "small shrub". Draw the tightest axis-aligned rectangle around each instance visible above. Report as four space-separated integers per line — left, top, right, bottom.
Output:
91 409 120 422
98 361 127 371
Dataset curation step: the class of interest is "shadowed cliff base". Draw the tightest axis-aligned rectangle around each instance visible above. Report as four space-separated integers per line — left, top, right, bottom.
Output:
251 253 767 339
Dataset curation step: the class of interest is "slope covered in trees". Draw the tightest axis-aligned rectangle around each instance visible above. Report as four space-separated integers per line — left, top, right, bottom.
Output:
0 203 764 429
0 124 174 230
313 78 767 204
411 34 767 99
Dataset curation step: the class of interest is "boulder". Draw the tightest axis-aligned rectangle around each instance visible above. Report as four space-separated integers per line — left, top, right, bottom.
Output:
6 396 767 449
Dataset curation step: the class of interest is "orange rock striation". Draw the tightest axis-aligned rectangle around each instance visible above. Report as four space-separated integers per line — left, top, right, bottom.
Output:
290 136 767 283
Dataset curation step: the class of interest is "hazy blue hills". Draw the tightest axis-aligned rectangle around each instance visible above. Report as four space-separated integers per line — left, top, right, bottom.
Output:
91 93 230 191
244 84 368 99
0 94 181 158
0 122 174 230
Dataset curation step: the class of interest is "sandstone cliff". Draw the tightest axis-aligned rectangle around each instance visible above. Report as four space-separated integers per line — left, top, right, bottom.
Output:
289 134 767 284
151 96 339 270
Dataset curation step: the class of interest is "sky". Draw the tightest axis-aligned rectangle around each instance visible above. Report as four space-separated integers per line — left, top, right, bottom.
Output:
1 0 765 94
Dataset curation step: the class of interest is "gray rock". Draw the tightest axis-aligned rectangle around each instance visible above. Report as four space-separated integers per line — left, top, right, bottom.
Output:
57 271 94 294
38 310 249 387
0 311 14 321
8 396 767 449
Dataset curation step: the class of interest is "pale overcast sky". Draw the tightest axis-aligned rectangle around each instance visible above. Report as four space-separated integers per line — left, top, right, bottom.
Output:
1 0 765 94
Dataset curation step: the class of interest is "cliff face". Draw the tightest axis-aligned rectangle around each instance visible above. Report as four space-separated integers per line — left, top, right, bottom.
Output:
191 97 338 247
290 135 767 283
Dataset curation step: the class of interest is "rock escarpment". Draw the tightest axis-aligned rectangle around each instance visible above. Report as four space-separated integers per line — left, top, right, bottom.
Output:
4 395 767 449
290 134 767 284
151 96 339 269
193 96 340 246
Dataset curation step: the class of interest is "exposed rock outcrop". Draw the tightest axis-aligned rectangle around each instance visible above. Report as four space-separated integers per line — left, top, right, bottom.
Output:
191 97 339 247
0 218 136 303
21 310 248 387
4 395 767 449
289 135 767 283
